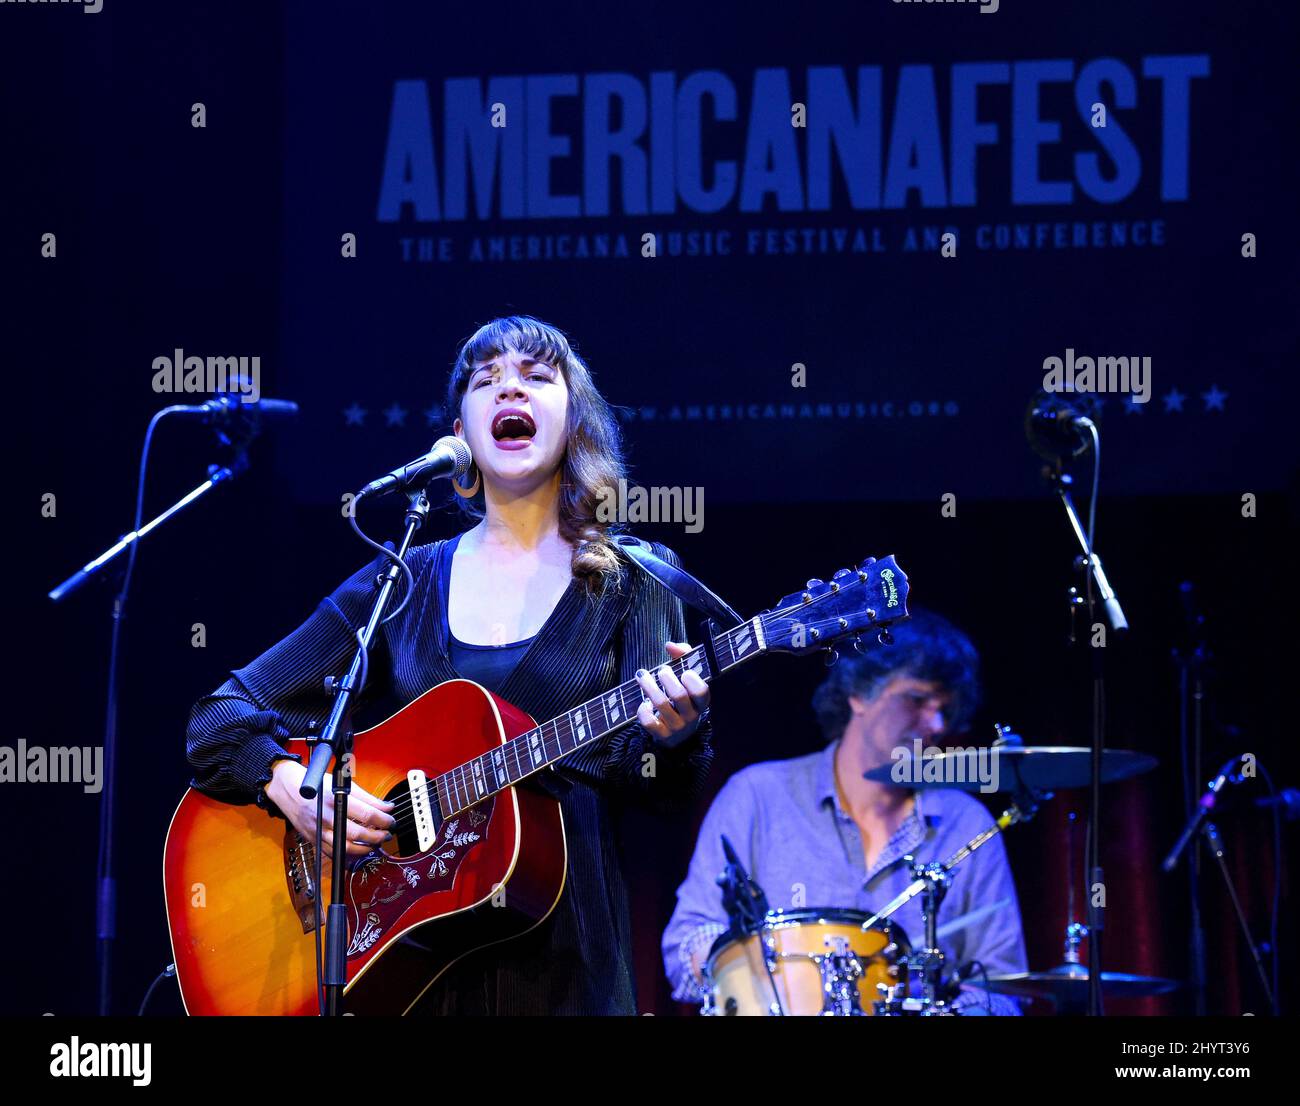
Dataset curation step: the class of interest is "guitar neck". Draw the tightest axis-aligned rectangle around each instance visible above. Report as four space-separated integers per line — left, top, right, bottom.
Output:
433 615 767 818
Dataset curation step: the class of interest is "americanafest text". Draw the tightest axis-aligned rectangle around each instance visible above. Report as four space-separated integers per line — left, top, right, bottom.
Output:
376 57 1210 223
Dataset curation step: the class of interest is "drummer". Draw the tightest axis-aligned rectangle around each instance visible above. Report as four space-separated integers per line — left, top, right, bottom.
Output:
662 609 1028 1013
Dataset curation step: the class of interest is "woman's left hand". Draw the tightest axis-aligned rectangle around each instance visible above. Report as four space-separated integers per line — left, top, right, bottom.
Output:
634 642 711 748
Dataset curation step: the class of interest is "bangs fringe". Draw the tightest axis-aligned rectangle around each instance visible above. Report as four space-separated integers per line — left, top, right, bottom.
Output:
453 317 575 393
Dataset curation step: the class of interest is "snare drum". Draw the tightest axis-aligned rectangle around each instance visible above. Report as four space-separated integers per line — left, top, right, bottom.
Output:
702 908 910 1016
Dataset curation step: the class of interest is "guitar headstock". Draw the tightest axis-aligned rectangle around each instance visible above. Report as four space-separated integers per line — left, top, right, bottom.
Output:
758 556 910 657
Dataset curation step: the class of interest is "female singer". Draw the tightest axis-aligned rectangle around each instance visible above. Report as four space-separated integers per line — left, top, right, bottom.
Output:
186 315 713 1014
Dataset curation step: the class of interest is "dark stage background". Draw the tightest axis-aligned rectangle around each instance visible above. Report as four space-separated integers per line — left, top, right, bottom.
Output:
5 0 1298 1016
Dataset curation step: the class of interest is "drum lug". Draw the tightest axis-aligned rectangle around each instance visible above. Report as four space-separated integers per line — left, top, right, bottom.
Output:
817 936 867 1016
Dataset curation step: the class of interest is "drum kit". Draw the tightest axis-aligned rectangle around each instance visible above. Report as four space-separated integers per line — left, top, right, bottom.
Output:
699 725 1181 1016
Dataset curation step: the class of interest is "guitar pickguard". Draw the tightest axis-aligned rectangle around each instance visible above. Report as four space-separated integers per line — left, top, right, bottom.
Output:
342 799 493 957
282 795 494 950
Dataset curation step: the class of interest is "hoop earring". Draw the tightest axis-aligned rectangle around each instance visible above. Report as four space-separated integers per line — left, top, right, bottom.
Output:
452 462 481 499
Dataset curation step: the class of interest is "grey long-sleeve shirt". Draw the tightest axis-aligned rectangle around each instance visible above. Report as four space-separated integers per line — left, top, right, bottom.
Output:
662 739 1027 1014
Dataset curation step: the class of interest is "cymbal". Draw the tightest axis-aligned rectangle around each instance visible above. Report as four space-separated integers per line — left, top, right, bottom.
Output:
973 964 1182 1006
863 746 1157 792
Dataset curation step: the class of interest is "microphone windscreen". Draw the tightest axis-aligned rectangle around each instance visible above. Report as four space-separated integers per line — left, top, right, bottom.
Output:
1024 390 1093 461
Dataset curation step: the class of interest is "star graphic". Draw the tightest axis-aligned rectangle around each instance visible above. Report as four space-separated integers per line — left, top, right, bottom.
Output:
1162 388 1186 413
342 402 366 426
383 403 408 428
424 404 445 427
1202 385 1228 412
1124 394 1145 415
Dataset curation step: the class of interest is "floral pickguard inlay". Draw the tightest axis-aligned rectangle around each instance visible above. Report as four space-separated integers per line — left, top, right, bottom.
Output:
344 799 492 960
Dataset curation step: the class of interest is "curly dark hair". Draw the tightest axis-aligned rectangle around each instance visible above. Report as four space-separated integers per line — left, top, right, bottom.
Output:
811 608 981 742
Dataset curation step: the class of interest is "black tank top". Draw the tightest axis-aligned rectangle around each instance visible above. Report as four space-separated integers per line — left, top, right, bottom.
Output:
440 532 535 697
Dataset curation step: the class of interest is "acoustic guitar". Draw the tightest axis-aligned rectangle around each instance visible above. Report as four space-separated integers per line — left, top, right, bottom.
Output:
163 556 909 1014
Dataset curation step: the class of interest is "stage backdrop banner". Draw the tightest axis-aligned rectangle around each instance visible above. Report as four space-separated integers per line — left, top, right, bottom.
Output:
277 1 1298 506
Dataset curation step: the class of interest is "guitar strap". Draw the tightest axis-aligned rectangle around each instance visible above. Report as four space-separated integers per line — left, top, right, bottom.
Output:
611 534 743 629
550 535 740 792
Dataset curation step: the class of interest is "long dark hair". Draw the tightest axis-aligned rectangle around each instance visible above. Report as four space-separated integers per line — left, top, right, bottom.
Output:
446 315 627 596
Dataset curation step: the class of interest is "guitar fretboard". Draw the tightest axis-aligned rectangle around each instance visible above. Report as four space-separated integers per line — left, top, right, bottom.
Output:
433 614 766 817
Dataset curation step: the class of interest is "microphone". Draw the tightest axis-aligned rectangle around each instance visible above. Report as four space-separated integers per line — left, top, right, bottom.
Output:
170 395 300 424
717 834 770 933
1025 392 1095 461
1162 754 1249 872
1255 789 1300 820
357 436 472 499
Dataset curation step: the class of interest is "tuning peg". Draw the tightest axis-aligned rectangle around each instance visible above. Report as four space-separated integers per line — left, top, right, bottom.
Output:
805 578 824 590
823 647 839 667
851 635 866 654
832 568 852 580
877 628 894 646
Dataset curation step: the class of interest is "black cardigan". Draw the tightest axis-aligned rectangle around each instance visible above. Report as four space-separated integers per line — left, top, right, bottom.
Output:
184 536 715 1014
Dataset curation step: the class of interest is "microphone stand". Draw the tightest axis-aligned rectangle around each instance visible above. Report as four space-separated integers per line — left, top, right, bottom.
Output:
715 834 783 1014
1199 821 1278 1013
1171 586 1211 1015
1044 461 1128 1018
300 486 431 1016
48 462 243 603
1162 756 1279 1014
48 441 248 1016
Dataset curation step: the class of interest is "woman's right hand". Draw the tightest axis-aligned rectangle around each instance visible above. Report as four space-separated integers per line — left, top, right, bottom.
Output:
265 759 397 859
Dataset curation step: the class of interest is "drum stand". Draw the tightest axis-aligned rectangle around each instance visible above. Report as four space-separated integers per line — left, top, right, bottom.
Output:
875 860 955 1016
870 787 1040 1016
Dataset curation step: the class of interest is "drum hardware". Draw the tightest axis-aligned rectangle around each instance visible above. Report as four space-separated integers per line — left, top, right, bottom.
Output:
702 732 1165 1016
1064 919 1088 965
865 755 1045 1015
966 806 1180 1013
859 732 1160 1014
815 935 866 1016
702 910 909 1016
701 766 1041 1016
873 858 954 1016
974 950 1182 1012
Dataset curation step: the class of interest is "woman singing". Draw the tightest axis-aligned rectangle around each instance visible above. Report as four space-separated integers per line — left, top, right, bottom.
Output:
185 315 713 1015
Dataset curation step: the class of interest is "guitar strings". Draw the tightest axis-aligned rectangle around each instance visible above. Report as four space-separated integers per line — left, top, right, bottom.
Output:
340 601 855 835
376 645 717 826
319 577 882 851
311 646 714 854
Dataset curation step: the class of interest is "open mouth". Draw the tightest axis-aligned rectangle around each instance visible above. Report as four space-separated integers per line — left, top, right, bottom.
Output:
491 408 537 442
